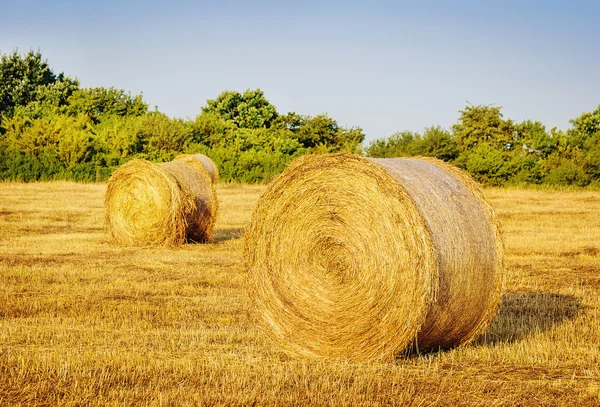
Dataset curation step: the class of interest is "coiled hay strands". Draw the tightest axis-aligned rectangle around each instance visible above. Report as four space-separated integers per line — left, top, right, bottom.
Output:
244 153 503 360
105 156 217 246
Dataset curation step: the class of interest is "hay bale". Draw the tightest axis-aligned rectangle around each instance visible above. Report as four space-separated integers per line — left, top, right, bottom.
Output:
244 153 503 360
175 154 219 183
105 156 217 246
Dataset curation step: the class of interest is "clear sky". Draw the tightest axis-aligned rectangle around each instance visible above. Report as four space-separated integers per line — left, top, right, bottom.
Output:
1 0 599 142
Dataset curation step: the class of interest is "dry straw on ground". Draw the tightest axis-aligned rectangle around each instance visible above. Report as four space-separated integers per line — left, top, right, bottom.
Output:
245 153 504 361
105 154 218 246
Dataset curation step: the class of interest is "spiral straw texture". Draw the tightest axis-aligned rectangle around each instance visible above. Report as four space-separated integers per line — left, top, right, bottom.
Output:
105 155 217 246
244 153 503 361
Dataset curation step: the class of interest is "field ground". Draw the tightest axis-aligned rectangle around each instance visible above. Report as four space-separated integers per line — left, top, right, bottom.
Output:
0 182 599 406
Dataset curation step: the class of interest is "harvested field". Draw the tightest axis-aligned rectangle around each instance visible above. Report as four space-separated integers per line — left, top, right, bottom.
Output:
0 182 599 406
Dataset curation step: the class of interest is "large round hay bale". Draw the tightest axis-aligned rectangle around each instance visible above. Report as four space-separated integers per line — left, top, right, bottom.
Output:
244 153 503 360
175 154 219 183
105 156 217 246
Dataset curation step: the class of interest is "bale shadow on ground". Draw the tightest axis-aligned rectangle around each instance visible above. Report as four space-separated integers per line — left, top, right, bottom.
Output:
401 292 582 358
213 227 246 243
474 292 582 346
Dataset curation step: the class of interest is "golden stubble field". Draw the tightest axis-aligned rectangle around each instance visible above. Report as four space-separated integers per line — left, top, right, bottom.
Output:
0 182 599 406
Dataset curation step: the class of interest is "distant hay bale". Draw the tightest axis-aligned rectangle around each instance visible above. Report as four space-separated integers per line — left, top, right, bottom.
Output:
244 153 504 360
105 155 217 246
175 154 219 183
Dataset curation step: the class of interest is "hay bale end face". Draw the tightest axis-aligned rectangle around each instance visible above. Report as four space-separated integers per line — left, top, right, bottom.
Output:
105 156 217 246
244 153 504 360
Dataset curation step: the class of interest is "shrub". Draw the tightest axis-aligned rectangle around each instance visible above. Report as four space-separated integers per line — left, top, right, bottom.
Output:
545 160 590 187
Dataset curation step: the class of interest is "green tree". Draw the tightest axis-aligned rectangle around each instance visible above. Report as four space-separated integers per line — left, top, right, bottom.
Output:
544 158 590 186
2 111 92 162
94 115 147 159
452 104 520 152
334 126 365 153
517 120 555 157
295 114 338 148
138 112 193 160
189 112 235 147
7 77 81 121
568 105 600 148
275 112 305 132
274 112 364 151
418 126 458 161
452 104 527 185
462 143 510 186
366 131 420 158
66 87 148 122
567 106 600 181
366 127 455 160
202 89 278 129
0 50 63 123
584 134 600 181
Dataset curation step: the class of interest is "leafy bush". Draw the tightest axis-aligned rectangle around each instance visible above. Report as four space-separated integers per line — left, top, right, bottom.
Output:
544 160 590 187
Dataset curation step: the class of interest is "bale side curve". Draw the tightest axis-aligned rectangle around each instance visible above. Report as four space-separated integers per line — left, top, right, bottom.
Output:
157 159 217 243
175 154 219 183
368 157 504 351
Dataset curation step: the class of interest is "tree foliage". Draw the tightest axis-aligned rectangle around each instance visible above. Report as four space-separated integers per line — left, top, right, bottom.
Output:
0 50 62 122
202 89 278 129
0 51 365 183
66 87 148 122
1 50 598 187
367 104 600 188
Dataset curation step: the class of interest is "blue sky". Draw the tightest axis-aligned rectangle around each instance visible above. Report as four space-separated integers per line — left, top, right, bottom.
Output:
1 0 599 142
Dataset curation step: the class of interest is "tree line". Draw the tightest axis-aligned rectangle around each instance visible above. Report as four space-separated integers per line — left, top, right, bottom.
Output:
367 104 600 187
1 50 599 187
0 50 364 182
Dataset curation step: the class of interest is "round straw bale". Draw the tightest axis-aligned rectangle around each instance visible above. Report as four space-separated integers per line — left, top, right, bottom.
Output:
244 153 503 360
175 153 219 183
105 157 217 246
